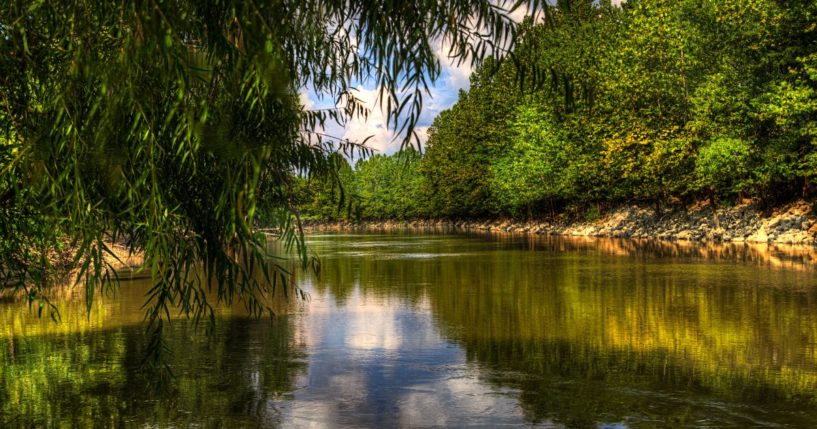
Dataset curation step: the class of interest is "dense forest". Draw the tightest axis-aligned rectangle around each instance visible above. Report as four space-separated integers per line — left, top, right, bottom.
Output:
299 0 817 221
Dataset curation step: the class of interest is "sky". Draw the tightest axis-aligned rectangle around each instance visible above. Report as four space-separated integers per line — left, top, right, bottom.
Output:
298 5 529 157
299 2 623 156
299 39 478 156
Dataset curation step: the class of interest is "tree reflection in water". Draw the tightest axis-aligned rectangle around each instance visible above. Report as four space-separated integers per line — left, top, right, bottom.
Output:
3 233 817 427
306 233 817 427
0 277 306 428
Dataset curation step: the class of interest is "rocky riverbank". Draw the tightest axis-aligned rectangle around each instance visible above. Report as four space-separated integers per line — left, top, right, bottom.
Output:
304 200 817 246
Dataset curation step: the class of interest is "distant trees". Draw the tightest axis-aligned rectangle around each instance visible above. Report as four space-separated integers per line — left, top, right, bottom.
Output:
297 150 423 221
304 0 817 221
355 150 424 220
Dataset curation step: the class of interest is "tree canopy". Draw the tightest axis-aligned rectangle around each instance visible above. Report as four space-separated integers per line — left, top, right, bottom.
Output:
0 0 531 361
304 0 817 222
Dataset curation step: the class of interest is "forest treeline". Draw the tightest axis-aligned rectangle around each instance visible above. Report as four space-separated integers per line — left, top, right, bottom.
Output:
298 0 817 221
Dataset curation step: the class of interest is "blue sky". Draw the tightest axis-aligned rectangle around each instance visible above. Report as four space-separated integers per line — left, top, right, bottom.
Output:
299 43 475 156
300 1 623 157
298 3 529 156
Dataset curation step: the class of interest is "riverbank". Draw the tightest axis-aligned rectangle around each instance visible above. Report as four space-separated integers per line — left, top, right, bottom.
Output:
303 200 817 246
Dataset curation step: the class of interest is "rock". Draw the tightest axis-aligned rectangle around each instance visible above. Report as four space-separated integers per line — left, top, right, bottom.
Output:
305 200 817 248
709 227 727 242
675 230 694 241
777 230 810 244
746 227 769 243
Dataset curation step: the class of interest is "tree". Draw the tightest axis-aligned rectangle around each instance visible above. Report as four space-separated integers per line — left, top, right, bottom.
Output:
0 0 528 361
417 0 817 221
421 60 522 218
295 154 358 221
694 137 753 201
355 149 424 220
490 105 567 217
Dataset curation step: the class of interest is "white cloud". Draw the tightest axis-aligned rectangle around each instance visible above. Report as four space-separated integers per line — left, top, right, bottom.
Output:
302 3 553 155
337 87 398 154
434 41 474 91
299 90 315 110
344 290 403 350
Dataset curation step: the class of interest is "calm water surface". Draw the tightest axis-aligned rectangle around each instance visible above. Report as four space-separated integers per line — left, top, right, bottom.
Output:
2 232 817 427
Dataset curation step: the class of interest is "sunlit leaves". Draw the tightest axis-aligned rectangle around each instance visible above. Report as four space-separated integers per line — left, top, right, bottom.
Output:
353 149 424 220
490 105 567 216
415 0 817 219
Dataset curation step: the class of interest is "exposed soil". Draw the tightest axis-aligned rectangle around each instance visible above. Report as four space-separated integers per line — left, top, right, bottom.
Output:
304 200 817 246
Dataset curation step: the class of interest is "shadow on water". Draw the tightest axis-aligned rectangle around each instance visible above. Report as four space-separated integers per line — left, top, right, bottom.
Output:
0 316 306 428
0 268 305 428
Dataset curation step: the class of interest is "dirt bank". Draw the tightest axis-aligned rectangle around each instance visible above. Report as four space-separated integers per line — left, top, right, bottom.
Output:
304 200 817 246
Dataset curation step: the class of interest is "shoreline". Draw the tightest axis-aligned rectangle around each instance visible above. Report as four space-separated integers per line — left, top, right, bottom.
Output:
302 200 817 247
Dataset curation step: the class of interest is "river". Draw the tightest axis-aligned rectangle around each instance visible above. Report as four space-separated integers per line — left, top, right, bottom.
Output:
2 232 817 427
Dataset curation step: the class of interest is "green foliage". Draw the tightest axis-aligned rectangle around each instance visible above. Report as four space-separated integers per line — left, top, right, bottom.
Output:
294 149 424 221
354 149 424 220
694 137 753 196
301 0 817 221
295 154 358 222
420 59 525 217
366 0 816 220
490 106 567 216
0 0 529 362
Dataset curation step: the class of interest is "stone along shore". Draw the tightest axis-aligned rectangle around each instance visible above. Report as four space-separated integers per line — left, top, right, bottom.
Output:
305 200 817 246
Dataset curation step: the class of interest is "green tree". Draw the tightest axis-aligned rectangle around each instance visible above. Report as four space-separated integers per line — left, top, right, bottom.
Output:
421 60 522 218
694 137 753 202
295 154 358 221
417 0 817 219
490 105 567 217
355 149 424 220
0 0 527 358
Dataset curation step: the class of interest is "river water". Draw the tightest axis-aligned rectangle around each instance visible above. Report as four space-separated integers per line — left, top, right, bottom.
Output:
2 232 817 427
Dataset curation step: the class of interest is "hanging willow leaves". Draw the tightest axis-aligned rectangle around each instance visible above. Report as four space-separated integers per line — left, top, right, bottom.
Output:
0 0 533 363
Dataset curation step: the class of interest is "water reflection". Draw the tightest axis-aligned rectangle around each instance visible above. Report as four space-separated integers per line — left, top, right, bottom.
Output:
496 232 817 272
2 233 817 427
0 317 306 427
279 287 533 427
304 233 817 427
0 274 306 428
